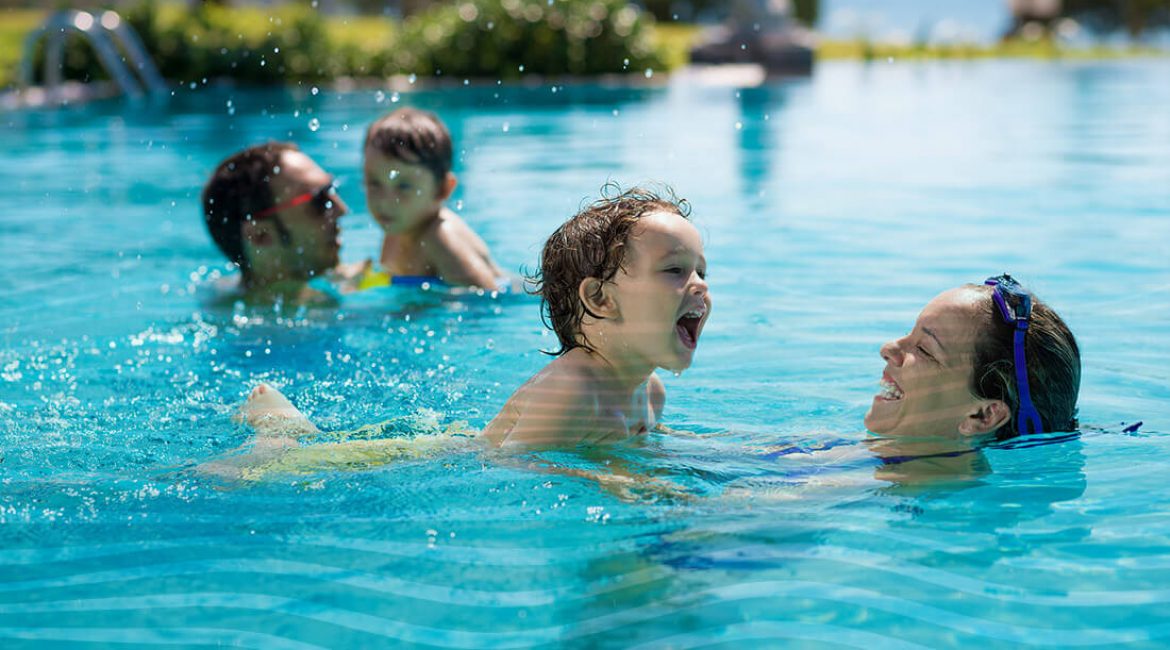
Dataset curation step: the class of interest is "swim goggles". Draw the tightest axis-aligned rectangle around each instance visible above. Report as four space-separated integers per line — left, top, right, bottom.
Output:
253 179 337 220
985 274 1044 435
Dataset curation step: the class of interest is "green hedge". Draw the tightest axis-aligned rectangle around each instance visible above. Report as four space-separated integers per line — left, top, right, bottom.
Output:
395 0 663 78
23 0 665 87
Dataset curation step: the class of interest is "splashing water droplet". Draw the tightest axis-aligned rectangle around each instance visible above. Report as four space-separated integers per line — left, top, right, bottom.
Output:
311 86 319 96
735 121 743 130
391 91 400 103
308 118 320 132
644 68 653 78
455 200 464 210
502 122 510 133
408 73 417 84
375 90 386 103
388 170 400 180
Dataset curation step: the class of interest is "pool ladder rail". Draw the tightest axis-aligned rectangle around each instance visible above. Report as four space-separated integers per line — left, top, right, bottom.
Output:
13 10 167 107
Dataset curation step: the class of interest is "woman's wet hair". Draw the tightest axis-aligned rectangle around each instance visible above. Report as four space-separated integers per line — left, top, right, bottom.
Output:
969 283 1081 439
201 141 299 275
364 107 453 186
532 183 690 355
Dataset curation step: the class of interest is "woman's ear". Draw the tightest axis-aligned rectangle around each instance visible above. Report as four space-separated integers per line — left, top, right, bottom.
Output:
578 277 617 320
959 399 1011 436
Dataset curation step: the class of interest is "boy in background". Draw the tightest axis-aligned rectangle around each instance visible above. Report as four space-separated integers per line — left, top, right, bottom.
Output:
362 108 504 289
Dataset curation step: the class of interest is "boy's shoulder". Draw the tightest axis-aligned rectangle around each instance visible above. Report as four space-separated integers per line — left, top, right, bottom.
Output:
528 350 603 394
427 207 478 240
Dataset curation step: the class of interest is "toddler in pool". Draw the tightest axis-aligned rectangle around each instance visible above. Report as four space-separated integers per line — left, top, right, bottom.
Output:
481 185 711 445
361 107 504 289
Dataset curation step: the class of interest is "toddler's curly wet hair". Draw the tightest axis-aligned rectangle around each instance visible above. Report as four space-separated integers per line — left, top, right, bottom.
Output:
531 183 690 355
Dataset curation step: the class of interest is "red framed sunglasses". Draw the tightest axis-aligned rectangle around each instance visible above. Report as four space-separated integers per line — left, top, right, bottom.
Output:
252 179 337 220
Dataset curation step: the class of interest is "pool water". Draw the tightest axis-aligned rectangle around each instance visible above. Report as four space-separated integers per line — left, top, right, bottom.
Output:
2 60 1169 647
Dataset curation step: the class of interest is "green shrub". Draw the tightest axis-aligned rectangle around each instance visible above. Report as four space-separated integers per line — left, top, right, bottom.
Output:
124 1 344 84
396 0 664 78
20 0 666 87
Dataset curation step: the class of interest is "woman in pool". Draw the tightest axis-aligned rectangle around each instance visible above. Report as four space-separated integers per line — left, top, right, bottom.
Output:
754 274 1081 486
868 275 1078 438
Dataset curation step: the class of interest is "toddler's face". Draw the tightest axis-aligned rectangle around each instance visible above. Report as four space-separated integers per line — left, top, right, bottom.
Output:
607 211 711 373
363 148 444 235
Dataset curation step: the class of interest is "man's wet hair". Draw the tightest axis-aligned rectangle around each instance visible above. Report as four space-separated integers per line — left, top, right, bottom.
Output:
364 107 453 186
969 284 1081 439
201 142 298 275
532 183 691 356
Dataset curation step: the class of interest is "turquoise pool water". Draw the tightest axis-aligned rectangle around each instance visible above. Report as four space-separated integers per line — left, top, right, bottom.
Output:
2 60 1169 647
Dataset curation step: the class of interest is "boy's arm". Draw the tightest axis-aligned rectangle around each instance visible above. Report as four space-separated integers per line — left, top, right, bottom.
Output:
428 222 502 289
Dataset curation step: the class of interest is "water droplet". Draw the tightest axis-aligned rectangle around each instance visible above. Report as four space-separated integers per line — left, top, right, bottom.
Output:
735 121 743 130
644 68 653 78
455 200 464 210
388 169 399 180
311 86 319 96
502 121 510 132
375 90 385 103
308 118 320 132
408 73 417 84
518 64 525 72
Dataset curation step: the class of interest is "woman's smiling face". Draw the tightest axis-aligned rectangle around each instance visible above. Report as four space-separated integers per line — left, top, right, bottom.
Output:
864 287 1002 438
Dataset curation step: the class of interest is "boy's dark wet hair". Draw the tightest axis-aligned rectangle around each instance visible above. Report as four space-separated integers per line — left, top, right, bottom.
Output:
364 107 453 186
969 284 1081 439
201 142 298 275
533 184 691 356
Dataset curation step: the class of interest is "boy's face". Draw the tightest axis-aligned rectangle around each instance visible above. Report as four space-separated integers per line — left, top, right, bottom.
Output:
607 211 711 373
363 147 446 235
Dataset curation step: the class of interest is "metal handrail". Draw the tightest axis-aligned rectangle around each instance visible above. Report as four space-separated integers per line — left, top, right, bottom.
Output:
18 10 167 100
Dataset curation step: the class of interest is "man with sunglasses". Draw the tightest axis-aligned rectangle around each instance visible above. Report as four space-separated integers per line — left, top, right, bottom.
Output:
202 142 351 303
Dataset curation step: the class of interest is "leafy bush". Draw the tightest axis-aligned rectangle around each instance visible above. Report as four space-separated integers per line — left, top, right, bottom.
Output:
21 0 666 87
125 1 344 83
397 0 664 78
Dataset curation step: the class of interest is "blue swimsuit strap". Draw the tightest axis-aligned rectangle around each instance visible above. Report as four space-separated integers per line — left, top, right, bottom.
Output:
390 275 444 287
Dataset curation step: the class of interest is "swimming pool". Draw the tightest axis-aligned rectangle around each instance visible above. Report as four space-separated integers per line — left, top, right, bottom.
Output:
2 59 1169 647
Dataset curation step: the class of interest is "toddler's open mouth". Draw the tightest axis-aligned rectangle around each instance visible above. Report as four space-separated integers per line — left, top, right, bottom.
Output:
676 306 706 350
